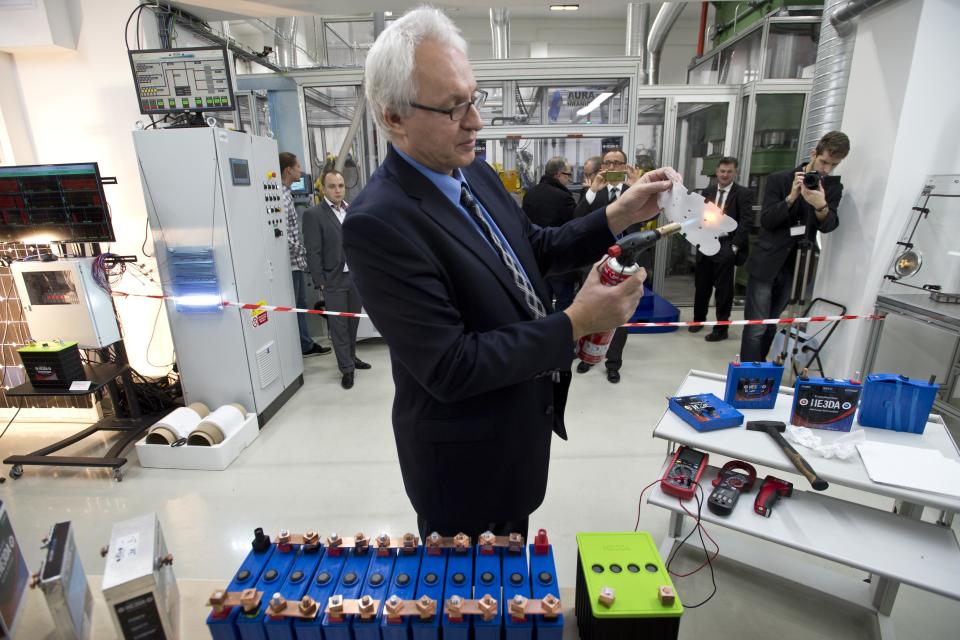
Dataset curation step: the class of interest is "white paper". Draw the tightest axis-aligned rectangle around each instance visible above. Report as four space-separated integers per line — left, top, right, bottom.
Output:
69 380 92 391
790 225 805 237
857 441 960 497
656 168 739 256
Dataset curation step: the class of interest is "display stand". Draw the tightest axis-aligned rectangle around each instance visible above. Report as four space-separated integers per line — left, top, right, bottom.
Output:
2 343 156 481
650 370 960 640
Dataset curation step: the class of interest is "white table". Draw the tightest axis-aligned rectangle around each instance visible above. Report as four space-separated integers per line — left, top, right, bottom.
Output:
649 370 960 640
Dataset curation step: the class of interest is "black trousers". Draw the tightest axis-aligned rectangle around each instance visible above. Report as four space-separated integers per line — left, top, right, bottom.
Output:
417 514 529 542
693 253 736 324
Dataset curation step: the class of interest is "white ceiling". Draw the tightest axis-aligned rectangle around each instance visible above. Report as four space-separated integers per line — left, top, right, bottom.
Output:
169 1 702 22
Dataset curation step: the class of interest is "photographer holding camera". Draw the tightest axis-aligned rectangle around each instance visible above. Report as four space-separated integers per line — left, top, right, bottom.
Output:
740 131 850 362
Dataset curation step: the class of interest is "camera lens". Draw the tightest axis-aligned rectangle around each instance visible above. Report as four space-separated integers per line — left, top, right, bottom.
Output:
803 171 820 189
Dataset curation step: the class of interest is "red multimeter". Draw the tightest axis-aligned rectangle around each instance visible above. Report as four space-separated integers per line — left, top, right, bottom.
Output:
661 445 709 500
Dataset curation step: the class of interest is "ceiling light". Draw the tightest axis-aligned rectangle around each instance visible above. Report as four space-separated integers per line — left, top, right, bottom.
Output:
384 11 393 16
576 92 613 117
550 4 580 11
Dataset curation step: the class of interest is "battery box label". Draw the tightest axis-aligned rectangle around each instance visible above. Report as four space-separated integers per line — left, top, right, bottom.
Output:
792 383 860 430
736 377 775 400
115 592 166 639
674 396 714 423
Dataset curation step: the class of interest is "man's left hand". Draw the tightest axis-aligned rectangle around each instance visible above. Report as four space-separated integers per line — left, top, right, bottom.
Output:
606 167 675 234
800 180 827 211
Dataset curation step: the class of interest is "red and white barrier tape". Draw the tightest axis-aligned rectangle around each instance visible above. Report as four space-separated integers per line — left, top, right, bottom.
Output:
113 292 882 327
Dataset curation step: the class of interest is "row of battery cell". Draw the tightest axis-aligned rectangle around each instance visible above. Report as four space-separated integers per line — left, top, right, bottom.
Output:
207 530 563 640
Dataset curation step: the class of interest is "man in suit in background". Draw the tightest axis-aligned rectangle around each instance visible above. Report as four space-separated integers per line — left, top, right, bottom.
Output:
740 131 848 362
302 169 372 390
522 156 577 310
691 157 752 342
580 155 602 202
344 7 674 540
573 147 639 383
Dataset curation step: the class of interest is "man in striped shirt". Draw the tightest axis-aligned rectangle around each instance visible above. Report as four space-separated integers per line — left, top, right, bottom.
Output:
280 151 330 358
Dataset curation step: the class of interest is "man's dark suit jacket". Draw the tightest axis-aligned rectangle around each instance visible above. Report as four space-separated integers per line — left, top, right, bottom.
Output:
522 175 579 281
302 199 347 287
342 147 616 526
746 165 841 282
522 175 575 228
701 181 752 266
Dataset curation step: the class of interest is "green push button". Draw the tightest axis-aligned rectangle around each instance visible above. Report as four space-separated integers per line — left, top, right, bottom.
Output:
168 99 175 108
195 98 203 107
181 99 189 107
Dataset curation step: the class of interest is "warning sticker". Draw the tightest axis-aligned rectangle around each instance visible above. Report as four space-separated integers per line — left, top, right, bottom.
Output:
251 299 269 327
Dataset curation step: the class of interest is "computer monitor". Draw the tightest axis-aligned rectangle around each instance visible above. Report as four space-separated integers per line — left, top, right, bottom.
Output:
0 163 115 243
290 173 312 195
129 46 235 115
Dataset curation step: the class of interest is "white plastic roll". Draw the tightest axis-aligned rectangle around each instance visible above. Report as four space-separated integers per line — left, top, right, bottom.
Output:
145 402 210 445
187 403 247 446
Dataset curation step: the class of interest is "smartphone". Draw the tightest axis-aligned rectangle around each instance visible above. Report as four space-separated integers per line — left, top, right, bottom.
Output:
603 170 626 183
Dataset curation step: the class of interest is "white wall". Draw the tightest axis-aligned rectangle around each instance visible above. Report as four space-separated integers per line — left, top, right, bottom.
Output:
3 0 175 375
814 0 960 377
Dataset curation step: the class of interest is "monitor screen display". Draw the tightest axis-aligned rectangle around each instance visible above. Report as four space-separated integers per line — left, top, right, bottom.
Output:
0 163 115 243
129 46 235 115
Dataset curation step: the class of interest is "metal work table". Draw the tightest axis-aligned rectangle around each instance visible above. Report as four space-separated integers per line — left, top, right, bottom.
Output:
862 293 960 423
650 370 960 640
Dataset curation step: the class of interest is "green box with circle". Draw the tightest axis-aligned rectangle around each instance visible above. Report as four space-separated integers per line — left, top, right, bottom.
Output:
575 532 682 639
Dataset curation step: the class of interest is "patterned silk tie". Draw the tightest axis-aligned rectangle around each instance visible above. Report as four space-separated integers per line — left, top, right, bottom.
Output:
460 184 546 319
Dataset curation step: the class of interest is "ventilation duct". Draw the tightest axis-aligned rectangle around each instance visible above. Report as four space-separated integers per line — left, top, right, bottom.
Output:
646 2 685 84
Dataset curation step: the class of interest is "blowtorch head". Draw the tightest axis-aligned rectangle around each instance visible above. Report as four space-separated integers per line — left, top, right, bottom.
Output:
607 223 683 266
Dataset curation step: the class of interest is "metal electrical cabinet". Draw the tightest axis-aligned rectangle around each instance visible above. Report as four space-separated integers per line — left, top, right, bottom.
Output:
132 127 303 424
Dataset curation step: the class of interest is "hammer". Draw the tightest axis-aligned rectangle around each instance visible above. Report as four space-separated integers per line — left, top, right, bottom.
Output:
746 421 828 491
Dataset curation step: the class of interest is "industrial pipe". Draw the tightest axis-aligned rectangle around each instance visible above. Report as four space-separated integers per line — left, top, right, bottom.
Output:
646 2 686 84
625 3 650 84
275 17 298 68
696 2 708 57
490 8 510 59
830 0 888 35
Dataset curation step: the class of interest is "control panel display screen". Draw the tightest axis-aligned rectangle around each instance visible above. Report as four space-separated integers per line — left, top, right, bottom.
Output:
129 46 235 114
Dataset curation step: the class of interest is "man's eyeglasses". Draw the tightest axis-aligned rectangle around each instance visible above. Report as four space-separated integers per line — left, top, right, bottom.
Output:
410 89 488 122
602 159 626 167
560 171 573 177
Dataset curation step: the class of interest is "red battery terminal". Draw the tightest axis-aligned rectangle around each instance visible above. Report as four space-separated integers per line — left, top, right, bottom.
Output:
326 532 343 556
354 532 369 554
453 532 471 553
426 531 443 556
478 530 496 555
850 370 862 385
533 528 550 555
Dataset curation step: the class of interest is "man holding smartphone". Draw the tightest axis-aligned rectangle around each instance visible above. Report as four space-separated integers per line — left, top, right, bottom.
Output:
740 131 849 362
573 148 643 383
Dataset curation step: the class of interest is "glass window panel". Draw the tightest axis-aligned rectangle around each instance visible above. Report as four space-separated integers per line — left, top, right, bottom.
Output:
635 98 666 172
765 22 820 79
325 20 374 67
688 55 720 85
477 80 630 126
718 29 762 84
304 85 366 200
747 93 806 211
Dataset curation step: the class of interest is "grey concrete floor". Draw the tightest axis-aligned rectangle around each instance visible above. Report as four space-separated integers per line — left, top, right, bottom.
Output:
1 308 958 639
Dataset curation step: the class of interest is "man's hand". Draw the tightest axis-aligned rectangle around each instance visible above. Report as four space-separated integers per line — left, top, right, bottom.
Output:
786 172 804 206
800 180 828 213
564 258 646 341
605 166 675 234
589 171 607 193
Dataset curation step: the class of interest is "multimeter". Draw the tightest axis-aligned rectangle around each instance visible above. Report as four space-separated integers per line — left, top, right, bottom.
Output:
661 445 709 500
707 461 757 516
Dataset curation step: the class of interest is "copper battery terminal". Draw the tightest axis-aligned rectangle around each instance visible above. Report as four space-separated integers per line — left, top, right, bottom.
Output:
354 532 369 554
416 594 438 619
276 530 291 546
326 533 343 553
508 533 524 553
478 530 496 552
541 593 561 618
446 595 465 620
240 588 260 612
402 532 418 552
206 588 262 614
209 590 228 613
384 595 404 620
426 531 443 555
302 531 320 548
376 532 391 553
477 594 498 621
452 533 471 553
298 595 319 617
509 594 528 619
268 593 287 614
598 587 616 608
327 594 345 619
358 595 377 619
658 585 676 606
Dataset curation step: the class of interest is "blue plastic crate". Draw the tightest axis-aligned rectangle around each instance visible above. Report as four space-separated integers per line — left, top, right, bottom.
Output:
858 374 938 434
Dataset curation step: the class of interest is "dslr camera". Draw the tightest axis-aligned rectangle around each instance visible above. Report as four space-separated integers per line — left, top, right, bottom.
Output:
803 170 821 189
